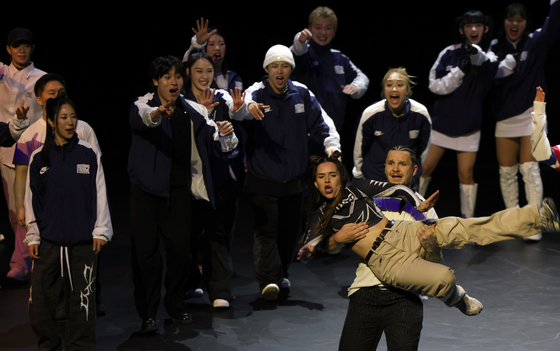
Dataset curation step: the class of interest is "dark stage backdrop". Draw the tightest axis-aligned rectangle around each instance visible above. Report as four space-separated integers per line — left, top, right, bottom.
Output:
2 1 559 216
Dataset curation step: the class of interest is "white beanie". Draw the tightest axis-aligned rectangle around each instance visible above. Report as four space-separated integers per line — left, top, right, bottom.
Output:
263 44 295 69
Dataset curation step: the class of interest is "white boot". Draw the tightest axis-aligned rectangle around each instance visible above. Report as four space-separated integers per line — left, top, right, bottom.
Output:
520 162 543 241
459 183 478 218
418 176 431 197
499 164 519 209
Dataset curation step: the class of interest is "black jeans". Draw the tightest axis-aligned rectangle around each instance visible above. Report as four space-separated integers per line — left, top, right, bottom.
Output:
339 286 423 351
251 192 303 291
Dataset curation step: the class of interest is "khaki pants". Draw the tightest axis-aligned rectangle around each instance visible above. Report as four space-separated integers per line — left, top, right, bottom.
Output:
366 204 541 306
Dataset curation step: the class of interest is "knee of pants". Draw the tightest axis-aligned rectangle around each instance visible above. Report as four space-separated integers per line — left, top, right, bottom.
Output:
428 266 457 299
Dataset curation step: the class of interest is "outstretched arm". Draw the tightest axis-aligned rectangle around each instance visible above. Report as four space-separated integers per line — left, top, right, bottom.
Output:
530 86 560 170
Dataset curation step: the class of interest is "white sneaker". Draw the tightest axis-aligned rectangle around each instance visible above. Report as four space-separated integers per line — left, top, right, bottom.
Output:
281 278 290 289
262 283 279 301
454 286 483 316
524 233 543 242
213 299 230 308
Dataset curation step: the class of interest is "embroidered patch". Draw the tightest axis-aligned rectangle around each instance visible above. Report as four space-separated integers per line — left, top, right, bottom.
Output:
520 51 527 62
295 103 305 114
77 164 90 174
334 65 345 74
409 130 419 139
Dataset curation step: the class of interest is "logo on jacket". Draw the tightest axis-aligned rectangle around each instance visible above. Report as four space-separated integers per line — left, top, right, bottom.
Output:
334 65 345 74
374 131 384 136
409 130 419 139
77 164 90 174
295 103 305 114
40 166 49 174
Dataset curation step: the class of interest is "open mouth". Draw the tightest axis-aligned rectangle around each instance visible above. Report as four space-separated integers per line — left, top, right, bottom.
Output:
324 185 333 194
389 94 400 105
213 53 223 64
389 174 403 182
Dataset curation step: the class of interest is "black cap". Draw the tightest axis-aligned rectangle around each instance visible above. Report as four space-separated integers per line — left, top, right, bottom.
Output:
7 28 34 46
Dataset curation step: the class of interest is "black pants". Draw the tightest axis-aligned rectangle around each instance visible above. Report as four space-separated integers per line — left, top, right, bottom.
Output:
29 240 98 351
188 181 236 301
251 192 303 291
130 184 191 320
339 286 423 351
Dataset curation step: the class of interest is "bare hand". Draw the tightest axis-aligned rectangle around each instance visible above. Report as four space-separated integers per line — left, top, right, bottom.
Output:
217 120 234 136
16 99 29 120
298 28 312 43
535 86 545 102
341 84 358 96
93 238 107 254
192 17 217 45
248 102 270 121
230 87 246 112
28 244 39 260
333 222 369 244
417 190 439 213
327 149 342 161
297 244 315 260
416 223 442 263
196 88 220 111
150 99 175 121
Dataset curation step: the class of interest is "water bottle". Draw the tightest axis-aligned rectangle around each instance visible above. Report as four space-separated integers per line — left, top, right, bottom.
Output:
219 131 235 152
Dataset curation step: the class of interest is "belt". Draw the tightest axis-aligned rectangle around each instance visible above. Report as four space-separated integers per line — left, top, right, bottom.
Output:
364 220 394 262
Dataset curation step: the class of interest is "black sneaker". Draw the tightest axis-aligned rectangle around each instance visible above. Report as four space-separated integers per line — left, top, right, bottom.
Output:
171 312 192 325
540 197 560 232
140 318 158 334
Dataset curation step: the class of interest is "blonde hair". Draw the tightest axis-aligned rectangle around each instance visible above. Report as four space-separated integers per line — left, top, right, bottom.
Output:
308 6 338 31
380 67 416 99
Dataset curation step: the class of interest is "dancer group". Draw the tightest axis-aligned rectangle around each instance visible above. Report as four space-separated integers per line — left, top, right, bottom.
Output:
1 1 559 350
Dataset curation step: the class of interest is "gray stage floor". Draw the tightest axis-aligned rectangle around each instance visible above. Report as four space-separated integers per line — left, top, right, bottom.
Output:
1 162 560 351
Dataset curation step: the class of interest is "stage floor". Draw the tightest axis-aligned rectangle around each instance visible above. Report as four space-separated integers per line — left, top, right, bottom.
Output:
1 162 560 351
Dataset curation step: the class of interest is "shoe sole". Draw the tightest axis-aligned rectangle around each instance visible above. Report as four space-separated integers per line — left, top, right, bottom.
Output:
542 198 560 232
262 284 279 301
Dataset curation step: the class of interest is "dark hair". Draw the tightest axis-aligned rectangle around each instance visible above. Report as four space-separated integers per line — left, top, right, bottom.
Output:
34 73 67 98
388 145 417 167
206 28 229 76
148 55 183 92
307 151 348 251
41 96 77 167
183 51 215 87
493 3 532 61
452 10 493 51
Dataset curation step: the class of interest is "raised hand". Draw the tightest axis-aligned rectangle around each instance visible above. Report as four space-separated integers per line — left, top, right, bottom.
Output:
15 99 30 120
298 28 312 42
230 87 246 112
195 88 220 111
150 99 175 121
535 86 545 102
192 17 218 46
417 190 440 213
